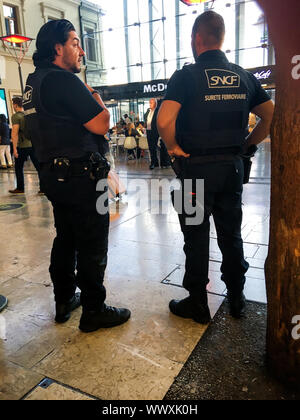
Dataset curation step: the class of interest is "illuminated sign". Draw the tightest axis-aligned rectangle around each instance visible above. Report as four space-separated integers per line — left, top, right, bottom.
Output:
143 83 167 94
253 69 272 80
248 65 276 86
99 79 169 101
0 89 9 120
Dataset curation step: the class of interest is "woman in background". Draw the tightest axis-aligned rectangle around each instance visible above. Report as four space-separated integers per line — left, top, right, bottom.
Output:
125 122 141 160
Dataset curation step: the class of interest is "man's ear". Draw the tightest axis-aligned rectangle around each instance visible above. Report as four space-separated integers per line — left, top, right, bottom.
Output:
195 32 202 48
54 43 63 57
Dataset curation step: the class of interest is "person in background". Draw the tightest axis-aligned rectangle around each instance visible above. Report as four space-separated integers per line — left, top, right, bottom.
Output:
123 114 132 124
144 98 170 169
135 121 146 136
0 114 13 169
9 97 42 194
125 122 141 160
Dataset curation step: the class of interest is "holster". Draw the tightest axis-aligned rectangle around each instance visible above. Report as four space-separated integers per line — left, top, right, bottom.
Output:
89 152 110 181
51 153 110 183
242 157 252 184
241 145 257 184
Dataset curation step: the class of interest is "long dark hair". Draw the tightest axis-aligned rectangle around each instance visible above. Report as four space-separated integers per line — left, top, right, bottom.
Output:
33 19 75 67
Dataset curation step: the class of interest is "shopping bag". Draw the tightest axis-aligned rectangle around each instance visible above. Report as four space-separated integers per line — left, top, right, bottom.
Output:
107 170 126 198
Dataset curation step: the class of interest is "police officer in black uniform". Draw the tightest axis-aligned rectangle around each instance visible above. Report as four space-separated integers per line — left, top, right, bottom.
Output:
23 20 130 333
157 11 274 323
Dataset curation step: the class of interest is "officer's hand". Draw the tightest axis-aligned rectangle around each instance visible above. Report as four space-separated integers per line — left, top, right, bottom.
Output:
168 145 190 159
13 149 18 159
242 144 258 158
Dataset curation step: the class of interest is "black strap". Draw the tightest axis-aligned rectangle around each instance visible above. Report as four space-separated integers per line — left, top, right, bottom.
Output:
188 154 238 165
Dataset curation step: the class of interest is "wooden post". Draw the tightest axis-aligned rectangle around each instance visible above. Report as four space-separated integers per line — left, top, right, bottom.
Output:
257 0 300 386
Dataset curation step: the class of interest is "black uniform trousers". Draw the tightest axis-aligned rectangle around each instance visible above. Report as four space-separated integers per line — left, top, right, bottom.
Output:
40 166 109 310
146 130 170 167
174 156 249 301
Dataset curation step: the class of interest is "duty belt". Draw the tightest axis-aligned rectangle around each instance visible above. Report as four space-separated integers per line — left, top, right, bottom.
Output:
41 152 110 182
171 154 239 177
187 154 239 165
41 159 91 176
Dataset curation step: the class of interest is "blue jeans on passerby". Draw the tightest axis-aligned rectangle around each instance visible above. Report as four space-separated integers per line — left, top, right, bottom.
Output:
15 147 40 191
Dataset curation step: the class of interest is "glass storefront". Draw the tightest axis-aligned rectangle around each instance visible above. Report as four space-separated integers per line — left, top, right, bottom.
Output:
99 63 275 128
93 0 275 87
90 0 276 128
106 98 157 127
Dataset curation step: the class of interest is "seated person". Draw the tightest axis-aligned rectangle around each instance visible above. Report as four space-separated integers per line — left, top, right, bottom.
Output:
125 123 141 159
135 121 146 136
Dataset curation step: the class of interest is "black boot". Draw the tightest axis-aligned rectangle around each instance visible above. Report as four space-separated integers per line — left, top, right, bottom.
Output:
0 295 8 312
227 291 246 319
55 292 81 323
169 296 211 324
79 304 131 333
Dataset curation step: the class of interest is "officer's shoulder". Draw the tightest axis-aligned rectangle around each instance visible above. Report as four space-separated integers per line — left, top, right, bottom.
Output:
174 62 197 80
42 68 77 80
181 62 196 72
228 62 254 79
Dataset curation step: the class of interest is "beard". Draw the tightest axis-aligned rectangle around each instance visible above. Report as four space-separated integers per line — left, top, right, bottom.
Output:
71 65 81 74
63 56 81 74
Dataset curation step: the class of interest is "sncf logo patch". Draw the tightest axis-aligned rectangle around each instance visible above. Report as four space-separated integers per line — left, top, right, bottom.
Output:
205 69 240 89
23 85 33 104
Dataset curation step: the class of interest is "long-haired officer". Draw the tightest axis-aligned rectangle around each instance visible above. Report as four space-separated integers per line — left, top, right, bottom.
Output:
23 20 130 332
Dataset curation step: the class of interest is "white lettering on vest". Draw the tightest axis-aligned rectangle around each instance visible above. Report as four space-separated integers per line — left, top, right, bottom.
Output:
205 69 240 89
210 75 239 86
23 85 33 105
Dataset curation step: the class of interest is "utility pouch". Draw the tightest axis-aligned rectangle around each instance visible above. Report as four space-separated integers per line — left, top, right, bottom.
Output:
53 158 70 182
241 145 257 184
89 152 110 181
242 157 252 184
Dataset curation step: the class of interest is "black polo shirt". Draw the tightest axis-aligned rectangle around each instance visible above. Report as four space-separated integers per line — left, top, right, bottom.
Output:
165 50 270 110
40 64 103 123
164 50 270 155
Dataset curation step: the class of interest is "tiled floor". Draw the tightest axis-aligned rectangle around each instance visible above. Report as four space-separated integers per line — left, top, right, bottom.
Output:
0 142 270 400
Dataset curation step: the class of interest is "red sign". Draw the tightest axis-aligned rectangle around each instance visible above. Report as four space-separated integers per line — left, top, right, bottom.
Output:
0 34 33 44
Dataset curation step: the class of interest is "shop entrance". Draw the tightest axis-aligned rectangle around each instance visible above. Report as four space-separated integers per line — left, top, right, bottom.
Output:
106 98 156 127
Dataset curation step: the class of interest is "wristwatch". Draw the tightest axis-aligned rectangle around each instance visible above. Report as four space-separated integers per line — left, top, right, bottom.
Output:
91 90 99 96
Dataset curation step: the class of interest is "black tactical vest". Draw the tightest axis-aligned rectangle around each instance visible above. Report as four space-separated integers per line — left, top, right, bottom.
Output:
176 52 251 155
23 67 105 163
